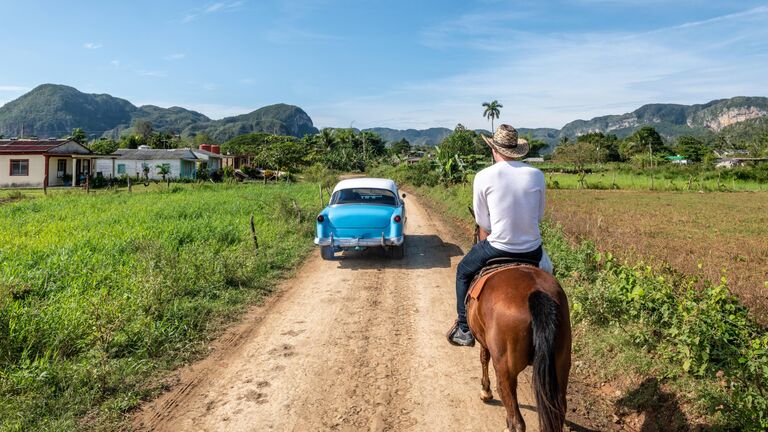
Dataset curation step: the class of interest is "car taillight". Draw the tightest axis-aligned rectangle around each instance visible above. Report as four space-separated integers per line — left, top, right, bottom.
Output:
394 215 402 223
317 215 324 222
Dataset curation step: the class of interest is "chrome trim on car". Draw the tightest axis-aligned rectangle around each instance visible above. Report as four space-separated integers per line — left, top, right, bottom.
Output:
314 235 404 247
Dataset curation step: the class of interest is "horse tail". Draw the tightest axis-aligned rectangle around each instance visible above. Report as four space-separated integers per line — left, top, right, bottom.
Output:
528 290 564 432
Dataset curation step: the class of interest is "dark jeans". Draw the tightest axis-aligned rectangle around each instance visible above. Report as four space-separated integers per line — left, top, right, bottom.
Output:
455 240 542 331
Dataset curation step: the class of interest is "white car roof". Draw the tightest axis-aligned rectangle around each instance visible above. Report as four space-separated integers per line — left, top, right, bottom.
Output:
332 177 398 194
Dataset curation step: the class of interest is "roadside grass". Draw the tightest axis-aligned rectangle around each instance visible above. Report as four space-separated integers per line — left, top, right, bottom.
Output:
0 182 320 431
368 161 767 192
543 170 768 192
547 189 768 320
536 162 768 192
410 182 768 431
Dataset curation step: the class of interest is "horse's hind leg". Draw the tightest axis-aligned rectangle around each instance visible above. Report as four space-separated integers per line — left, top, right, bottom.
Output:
495 365 525 432
480 345 493 402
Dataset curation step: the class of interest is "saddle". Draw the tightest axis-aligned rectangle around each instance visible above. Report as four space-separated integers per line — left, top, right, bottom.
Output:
467 257 538 303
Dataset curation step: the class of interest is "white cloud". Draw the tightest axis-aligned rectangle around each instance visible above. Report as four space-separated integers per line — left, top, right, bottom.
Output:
110 59 120 68
0 85 30 92
165 53 186 60
182 1 244 23
312 5 768 129
83 42 103 49
263 27 340 44
135 101 255 119
137 70 168 78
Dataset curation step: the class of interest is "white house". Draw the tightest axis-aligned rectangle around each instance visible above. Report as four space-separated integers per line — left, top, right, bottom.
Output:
0 139 108 188
192 148 222 173
95 147 197 180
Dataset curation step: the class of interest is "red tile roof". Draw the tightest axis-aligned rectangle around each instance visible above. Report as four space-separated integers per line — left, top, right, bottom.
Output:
0 139 73 153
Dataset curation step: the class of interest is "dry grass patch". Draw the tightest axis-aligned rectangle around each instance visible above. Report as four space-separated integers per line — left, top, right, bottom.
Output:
547 189 768 319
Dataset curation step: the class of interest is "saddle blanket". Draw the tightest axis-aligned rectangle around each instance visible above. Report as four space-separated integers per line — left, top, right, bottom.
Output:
467 262 536 302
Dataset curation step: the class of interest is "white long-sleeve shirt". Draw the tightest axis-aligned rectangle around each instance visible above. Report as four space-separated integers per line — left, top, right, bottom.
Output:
473 161 545 253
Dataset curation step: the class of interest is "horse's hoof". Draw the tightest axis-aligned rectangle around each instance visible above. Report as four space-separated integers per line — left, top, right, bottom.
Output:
480 389 493 402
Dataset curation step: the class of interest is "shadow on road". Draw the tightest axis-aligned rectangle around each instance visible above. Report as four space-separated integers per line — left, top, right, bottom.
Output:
333 234 464 270
518 404 602 432
616 377 691 432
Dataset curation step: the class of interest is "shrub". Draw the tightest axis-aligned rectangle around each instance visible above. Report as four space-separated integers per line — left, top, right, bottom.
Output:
302 163 338 189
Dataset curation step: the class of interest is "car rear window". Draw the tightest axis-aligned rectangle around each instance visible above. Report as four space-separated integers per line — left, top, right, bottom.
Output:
331 188 398 206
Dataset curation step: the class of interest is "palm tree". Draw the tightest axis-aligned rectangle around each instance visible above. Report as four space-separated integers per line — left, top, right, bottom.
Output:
482 100 503 132
156 164 171 181
318 128 336 150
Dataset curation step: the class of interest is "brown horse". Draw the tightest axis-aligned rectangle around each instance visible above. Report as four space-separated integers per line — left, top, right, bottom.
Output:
465 215 572 432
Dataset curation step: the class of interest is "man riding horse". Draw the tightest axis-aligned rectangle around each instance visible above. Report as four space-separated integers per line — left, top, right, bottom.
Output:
447 124 552 347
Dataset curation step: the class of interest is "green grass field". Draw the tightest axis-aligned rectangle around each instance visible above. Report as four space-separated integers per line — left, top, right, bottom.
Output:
0 183 320 431
543 170 767 192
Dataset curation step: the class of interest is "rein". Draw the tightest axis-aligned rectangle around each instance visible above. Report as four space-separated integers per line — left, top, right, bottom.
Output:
468 206 479 245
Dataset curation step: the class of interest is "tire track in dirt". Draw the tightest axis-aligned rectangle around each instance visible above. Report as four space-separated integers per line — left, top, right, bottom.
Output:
133 194 542 432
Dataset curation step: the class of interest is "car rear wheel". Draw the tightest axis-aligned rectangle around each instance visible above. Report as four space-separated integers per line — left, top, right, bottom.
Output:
320 246 335 260
387 245 404 259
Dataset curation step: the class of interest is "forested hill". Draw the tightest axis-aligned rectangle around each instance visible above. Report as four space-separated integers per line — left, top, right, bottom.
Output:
559 97 768 140
0 84 318 141
365 97 768 150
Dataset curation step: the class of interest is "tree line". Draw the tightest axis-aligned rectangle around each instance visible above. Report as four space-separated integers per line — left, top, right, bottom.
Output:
554 124 768 169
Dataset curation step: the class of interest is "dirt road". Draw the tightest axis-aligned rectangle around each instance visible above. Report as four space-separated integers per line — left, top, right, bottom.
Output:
133 194 544 432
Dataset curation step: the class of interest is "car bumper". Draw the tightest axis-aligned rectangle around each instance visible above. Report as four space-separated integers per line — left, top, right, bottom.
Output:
314 235 404 247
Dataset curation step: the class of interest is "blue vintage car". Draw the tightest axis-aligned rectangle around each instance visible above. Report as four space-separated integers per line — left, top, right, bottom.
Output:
314 178 406 259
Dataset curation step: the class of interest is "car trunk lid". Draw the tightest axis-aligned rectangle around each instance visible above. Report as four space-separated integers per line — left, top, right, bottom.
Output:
328 205 394 229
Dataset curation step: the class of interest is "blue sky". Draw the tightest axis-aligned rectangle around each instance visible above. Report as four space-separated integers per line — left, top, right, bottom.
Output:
1 0 767 129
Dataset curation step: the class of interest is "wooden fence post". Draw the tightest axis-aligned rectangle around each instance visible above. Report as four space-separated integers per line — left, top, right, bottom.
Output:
291 200 302 223
128 177 132 193
250 215 259 254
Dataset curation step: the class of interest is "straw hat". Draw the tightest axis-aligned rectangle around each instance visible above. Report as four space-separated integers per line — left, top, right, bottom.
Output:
481 124 529 159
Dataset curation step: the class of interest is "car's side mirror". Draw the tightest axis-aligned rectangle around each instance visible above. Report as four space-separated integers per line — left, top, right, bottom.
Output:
401 193 406 199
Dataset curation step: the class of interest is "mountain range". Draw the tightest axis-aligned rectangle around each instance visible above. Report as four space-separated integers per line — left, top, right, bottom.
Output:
366 98 768 151
0 84 317 142
1 84 766 151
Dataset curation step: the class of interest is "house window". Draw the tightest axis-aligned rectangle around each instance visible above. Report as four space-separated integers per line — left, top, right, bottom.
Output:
57 159 66 178
117 164 126 174
10 159 29 176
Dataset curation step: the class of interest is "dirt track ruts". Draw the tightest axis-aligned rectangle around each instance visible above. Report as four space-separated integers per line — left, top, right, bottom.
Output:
133 193 543 432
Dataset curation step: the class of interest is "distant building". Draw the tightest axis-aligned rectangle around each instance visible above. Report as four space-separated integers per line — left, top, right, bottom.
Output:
715 157 768 169
714 150 749 158
192 146 223 173
0 139 109 188
666 155 689 165
523 157 545 164
95 147 198 180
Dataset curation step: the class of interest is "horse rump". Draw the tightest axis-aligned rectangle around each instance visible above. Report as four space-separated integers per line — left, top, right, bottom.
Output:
528 290 565 432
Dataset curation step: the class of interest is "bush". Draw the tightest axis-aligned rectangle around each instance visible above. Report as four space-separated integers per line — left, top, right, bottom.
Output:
369 160 440 187
544 227 768 430
302 163 338 189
